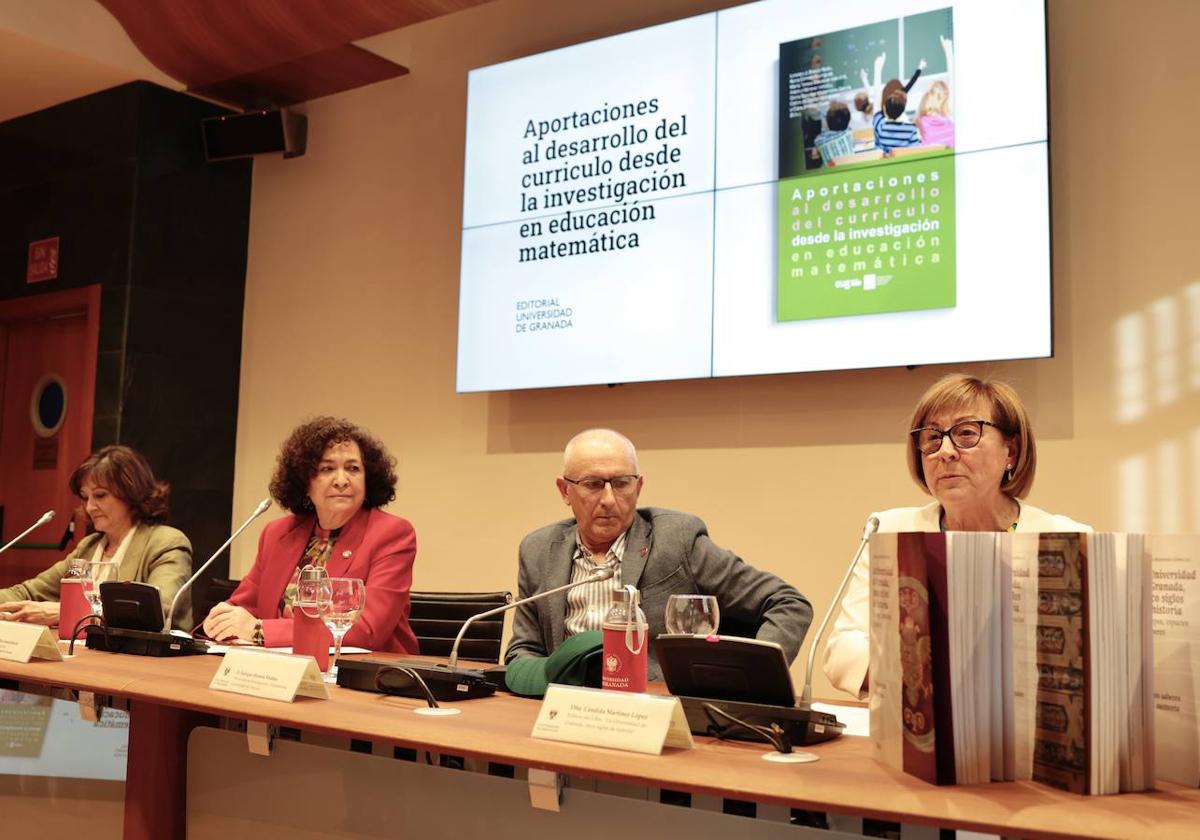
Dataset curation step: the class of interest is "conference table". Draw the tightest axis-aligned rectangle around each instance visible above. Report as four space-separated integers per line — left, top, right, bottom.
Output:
0 644 1195 839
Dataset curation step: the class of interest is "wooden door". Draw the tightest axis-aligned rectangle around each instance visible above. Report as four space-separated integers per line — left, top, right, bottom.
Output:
0 287 99 586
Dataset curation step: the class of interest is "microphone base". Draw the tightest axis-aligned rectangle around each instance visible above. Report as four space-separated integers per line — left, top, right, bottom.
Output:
83 625 210 657
678 695 845 747
335 657 497 701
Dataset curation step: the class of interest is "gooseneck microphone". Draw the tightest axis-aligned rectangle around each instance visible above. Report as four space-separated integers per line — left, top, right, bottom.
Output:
0 510 56 556
798 514 880 708
164 497 272 634
446 565 616 670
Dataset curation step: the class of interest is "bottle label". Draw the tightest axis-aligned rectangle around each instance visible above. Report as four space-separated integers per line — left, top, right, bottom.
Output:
58 580 91 641
602 624 648 692
292 611 331 670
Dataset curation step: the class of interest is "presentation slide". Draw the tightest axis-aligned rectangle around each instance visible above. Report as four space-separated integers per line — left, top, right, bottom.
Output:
457 0 1050 392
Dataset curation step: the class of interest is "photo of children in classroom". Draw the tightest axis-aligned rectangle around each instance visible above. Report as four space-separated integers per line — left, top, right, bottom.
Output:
777 8 955 178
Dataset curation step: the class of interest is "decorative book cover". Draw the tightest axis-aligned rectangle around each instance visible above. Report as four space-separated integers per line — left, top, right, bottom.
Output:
1149 534 1200 787
1032 533 1091 793
896 532 955 784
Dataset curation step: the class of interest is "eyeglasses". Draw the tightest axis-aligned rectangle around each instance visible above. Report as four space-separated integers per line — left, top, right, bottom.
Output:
910 419 1005 456
561 475 640 495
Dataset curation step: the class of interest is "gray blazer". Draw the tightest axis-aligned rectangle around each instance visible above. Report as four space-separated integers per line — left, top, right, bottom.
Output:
504 507 812 679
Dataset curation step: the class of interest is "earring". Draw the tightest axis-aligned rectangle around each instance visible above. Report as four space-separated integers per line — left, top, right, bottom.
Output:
1004 464 1014 483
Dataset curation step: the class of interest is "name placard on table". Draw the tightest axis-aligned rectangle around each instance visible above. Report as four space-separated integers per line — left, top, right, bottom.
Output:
209 648 329 702
532 684 694 755
0 622 63 663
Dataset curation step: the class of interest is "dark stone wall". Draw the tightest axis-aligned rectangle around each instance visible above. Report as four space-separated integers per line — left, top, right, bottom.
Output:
0 81 253 611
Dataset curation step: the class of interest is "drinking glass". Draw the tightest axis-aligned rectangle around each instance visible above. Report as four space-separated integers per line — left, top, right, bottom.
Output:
82 559 121 617
664 594 720 636
318 577 366 683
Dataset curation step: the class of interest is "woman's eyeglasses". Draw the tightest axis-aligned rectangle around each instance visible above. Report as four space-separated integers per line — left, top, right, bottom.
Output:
910 419 1004 456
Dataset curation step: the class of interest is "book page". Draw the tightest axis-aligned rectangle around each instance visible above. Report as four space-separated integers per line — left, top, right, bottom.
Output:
993 532 1013 782
1122 534 1155 791
868 532 902 771
1087 533 1119 795
1149 533 1200 787
946 532 1000 784
1032 533 1090 794
1010 532 1039 780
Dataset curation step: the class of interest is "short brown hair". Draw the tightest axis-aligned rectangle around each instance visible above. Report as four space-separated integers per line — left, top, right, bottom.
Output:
269 417 398 513
68 445 170 524
906 374 1037 499
880 79 906 111
826 100 851 131
884 89 908 119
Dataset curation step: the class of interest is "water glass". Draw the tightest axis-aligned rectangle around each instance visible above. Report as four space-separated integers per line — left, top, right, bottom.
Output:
318 577 366 683
664 594 720 636
82 559 121 617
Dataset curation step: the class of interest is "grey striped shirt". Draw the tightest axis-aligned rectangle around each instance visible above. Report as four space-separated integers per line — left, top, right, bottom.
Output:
563 531 626 636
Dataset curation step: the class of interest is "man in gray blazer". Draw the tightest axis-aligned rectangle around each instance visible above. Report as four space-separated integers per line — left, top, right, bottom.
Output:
504 429 812 679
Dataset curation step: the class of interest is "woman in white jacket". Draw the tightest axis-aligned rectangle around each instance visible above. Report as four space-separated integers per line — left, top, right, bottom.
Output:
823 373 1090 698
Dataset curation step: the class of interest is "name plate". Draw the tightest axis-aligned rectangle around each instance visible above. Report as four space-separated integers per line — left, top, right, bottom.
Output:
209 648 329 702
0 621 63 663
532 685 694 755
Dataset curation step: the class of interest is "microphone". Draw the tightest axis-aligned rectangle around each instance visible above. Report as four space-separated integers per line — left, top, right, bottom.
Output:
82 498 273 658
164 497 272 634
798 514 880 708
0 510 55 556
447 564 615 670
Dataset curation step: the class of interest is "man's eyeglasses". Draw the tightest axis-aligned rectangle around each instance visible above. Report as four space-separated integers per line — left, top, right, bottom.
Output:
910 419 1005 456
562 475 640 495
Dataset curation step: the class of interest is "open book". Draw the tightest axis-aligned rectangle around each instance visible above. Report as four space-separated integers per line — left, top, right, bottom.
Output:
870 531 1154 794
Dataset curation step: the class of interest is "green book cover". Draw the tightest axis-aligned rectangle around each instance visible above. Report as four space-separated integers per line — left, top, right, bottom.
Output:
777 153 955 321
775 8 957 322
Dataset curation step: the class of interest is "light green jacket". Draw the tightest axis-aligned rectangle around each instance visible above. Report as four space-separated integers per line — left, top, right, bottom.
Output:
0 524 193 630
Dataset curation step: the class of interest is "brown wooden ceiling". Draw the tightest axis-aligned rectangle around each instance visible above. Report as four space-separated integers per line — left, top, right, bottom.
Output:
97 0 493 109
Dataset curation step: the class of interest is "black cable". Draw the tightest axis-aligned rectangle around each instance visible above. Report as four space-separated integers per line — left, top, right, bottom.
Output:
701 702 792 754
376 665 443 766
67 614 101 655
374 666 440 709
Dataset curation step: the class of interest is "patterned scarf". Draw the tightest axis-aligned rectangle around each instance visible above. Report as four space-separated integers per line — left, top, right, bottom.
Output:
279 525 338 616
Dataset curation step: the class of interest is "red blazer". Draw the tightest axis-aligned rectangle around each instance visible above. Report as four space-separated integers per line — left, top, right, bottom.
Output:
228 507 418 653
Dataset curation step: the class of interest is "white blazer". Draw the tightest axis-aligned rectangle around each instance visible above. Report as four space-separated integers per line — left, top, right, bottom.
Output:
821 500 1092 698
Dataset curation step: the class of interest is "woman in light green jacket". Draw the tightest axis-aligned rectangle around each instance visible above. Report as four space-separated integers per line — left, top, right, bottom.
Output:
0 446 193 629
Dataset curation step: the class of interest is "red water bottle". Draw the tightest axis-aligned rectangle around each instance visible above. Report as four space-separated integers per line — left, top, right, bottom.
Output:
292 565 331 671
58 580 91 641
602 585 648 692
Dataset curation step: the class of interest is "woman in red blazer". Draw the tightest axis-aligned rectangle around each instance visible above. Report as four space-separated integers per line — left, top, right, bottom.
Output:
203 417 418 653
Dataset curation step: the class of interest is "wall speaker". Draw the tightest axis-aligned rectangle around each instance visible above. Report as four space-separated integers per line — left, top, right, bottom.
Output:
202 108 307 161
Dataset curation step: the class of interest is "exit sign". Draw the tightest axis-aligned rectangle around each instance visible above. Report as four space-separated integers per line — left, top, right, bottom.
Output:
27 237 59 283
